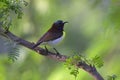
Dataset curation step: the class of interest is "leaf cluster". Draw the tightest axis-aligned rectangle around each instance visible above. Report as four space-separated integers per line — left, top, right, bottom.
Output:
0 0 28 29
0 0 28 62
64 55 83 79
91 55 104 68
8 43 19 62
65 54 104 79
107 75 117 80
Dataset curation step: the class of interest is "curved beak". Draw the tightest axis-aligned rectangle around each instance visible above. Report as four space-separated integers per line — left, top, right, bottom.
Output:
63 21 68 24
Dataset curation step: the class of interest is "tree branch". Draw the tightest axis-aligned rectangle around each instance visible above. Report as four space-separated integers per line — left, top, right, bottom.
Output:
0 27 104 80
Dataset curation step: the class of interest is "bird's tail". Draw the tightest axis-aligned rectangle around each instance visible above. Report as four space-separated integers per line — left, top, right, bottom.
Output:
32 42 42 48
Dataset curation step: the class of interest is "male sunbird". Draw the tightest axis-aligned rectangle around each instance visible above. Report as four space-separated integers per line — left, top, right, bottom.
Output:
32 20 68 48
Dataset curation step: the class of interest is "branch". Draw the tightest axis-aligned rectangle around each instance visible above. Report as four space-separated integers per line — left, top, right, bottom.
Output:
77 62 104 80
0 27 104 80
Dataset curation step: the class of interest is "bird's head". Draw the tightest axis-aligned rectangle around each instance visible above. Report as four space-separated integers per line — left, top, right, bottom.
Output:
52 20 68 31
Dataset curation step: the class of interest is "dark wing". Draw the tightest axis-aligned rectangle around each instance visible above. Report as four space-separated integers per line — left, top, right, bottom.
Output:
32 31 63 48
36 31 63 43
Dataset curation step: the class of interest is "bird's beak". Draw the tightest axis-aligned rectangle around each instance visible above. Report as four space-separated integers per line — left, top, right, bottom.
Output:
63 21 68 24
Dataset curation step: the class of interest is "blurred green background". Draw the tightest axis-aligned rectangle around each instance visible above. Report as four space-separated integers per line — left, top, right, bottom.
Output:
0 0 120 80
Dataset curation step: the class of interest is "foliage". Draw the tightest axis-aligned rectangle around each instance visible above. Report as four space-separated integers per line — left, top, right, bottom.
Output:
65 54 104 79
70 68 79 80
107 75 117 80
0 0 28 30
8 43 19 62
65 55 82 79
91 55 104 68
0 0 28 61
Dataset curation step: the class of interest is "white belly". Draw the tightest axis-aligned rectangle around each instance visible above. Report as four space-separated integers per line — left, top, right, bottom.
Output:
47 32 65 46
48 35 64 45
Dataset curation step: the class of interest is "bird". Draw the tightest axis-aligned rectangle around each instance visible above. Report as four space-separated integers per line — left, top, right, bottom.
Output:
32 20 68 48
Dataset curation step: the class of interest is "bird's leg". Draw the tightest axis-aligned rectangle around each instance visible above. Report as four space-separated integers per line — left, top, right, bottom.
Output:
53 48 60 55
44 45 49 53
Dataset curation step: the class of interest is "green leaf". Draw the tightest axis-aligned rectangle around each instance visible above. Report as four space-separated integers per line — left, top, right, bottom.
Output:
0 0 28 30
8 43 20 62
92 55 104 68
107 75 117 80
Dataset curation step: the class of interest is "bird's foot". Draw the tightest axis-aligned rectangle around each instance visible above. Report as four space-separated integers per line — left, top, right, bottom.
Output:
31 42 36 49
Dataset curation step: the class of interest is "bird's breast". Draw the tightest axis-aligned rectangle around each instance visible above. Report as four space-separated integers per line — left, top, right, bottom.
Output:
47 32 65 46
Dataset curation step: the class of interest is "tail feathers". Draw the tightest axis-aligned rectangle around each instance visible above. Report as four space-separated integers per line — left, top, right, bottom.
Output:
32 42 42 48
